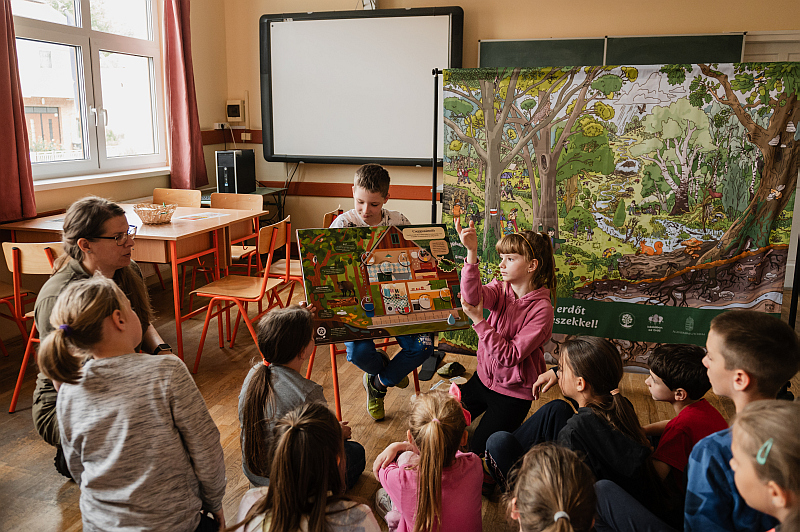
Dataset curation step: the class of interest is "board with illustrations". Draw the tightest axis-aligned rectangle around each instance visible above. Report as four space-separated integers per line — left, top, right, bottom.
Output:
297 224 470 344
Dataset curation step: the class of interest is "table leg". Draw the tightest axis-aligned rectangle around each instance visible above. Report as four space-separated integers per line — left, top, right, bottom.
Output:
170 241 184 361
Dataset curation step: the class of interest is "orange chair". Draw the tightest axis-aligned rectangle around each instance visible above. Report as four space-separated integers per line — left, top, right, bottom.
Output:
190 216 291 373
322 205 343 228
210 192 264 276
305 340 421 421
3 242 63 413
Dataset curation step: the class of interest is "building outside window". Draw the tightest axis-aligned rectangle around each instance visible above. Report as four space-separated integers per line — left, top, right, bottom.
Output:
11 0 167 181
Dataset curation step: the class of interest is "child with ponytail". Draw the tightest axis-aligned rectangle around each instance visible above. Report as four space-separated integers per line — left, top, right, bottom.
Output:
231 402 380 532
486 337 675 525
238 305 365 489
508 444 596 532
454 218 556 456
373 387 483 532
730 400 800 532
37 276 226 532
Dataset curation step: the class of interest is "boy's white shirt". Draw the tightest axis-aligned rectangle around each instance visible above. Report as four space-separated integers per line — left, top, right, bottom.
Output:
329 208 410 228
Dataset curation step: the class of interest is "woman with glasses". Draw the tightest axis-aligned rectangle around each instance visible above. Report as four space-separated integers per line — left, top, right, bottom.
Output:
32 196 173 480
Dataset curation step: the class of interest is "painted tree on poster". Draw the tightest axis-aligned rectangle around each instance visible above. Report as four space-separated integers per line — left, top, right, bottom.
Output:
662 63 800 263
443 66 637 252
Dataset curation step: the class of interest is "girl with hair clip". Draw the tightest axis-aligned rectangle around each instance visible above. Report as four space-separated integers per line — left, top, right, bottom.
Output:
32 196 171 478
454 218 556 457
373 387 483 532
37 276 226 532
238 305 365 489
486 337 673 525
730 400 800 532
230 402 380 532
508 444 596 532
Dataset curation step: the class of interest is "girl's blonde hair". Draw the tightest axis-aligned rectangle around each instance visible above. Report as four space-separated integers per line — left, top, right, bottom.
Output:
733 400 800 529
508 444 597 532
496 230 557 302
37 275 130 385
408 390 467 532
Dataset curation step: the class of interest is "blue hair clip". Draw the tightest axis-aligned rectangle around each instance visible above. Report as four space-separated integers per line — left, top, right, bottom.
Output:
58 324 72 337
756 438 774 465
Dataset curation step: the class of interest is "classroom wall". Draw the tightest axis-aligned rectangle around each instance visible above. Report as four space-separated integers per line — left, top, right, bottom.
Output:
192 0 800 230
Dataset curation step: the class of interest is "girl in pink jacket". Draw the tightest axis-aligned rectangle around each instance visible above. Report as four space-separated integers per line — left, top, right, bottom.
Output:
454 219 556 456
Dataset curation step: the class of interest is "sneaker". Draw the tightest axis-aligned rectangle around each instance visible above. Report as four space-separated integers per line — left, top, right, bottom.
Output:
375 488 393 521
378 349 409 389
363 372 386 421
54 445 73 481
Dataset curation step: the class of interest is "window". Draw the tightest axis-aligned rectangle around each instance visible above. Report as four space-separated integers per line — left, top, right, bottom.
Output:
11 0 166 181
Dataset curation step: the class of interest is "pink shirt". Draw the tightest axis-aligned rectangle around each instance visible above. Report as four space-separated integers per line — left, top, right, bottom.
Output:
379 451 483 532
461 262 553 400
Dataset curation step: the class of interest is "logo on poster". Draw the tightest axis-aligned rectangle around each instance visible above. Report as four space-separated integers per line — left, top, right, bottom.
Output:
648 314 663 332
620 313 634 329
685 317 694 332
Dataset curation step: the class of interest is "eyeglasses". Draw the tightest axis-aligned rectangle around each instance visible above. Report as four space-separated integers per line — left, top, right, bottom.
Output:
94 225 137 246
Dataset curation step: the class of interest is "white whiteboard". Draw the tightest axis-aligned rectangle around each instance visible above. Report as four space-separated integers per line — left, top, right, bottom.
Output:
260 8 463 165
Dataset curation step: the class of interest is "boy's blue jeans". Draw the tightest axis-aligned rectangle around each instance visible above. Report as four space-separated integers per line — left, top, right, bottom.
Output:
345 333 433 387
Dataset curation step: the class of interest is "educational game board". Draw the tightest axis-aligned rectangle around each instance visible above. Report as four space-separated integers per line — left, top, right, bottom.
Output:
297 224 470 345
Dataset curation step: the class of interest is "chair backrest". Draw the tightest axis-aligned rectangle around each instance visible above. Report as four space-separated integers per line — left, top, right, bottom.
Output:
258 216 290 257
322 205 343 228
153 188 201 208
2 242 64 275
209 192 263 212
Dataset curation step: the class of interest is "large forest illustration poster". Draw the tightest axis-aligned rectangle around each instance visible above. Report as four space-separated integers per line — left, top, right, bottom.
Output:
440 63 800 367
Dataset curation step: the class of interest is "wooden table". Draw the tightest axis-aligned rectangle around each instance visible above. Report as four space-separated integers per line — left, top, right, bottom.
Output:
0 204 263 361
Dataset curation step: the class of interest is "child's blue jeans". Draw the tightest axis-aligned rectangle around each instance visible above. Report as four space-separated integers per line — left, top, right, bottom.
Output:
345 333 433 387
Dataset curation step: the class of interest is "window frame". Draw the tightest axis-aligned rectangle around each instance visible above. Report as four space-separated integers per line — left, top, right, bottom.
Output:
12 0 167 182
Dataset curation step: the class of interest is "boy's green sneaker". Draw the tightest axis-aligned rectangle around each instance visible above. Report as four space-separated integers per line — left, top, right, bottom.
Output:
363 372 386 421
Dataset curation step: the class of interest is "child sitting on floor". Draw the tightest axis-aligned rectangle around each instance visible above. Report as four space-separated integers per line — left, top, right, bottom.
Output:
643 344 728 490
685 310 800 532
230 403 380 532
730 400 800 532
485 337 672 524
38 276 226 532
373 387 483 532
238 305 365 489
508 444 597 532
454 217 556 457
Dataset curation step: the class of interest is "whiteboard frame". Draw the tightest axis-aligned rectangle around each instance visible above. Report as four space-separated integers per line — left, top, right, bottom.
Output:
259 7 463 166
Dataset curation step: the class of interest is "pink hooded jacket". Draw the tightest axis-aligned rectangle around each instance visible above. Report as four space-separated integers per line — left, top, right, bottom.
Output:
460 262 554 400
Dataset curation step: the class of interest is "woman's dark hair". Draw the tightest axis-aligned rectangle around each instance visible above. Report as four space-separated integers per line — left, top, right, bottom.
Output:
229 403 346 532
56 196 153 329
241 306 315 477
561 336 649 447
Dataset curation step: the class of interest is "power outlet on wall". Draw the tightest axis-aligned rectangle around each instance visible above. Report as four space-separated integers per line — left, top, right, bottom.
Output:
213 122 226 130
241 132 251 141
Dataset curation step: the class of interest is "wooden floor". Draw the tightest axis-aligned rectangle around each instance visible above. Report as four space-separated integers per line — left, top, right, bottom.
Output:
1 282 799 531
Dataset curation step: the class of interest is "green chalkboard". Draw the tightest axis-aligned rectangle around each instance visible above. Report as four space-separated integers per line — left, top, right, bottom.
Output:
479 34 744 67
605 34 743 65
479 38 604 67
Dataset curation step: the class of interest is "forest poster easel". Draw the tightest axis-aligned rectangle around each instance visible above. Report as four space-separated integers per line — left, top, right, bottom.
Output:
298 224 469 345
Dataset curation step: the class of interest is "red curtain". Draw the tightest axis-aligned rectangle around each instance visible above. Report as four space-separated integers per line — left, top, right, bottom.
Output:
0 0 36 221
164 0 208 189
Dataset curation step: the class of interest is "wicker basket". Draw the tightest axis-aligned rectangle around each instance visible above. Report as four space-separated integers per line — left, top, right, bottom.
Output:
134 202 177 224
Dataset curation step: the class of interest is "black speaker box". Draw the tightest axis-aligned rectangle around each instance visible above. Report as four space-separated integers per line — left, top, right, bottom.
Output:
215 149 256 194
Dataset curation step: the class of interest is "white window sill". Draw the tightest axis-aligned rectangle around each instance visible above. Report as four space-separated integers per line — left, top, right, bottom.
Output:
33 167 171 192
